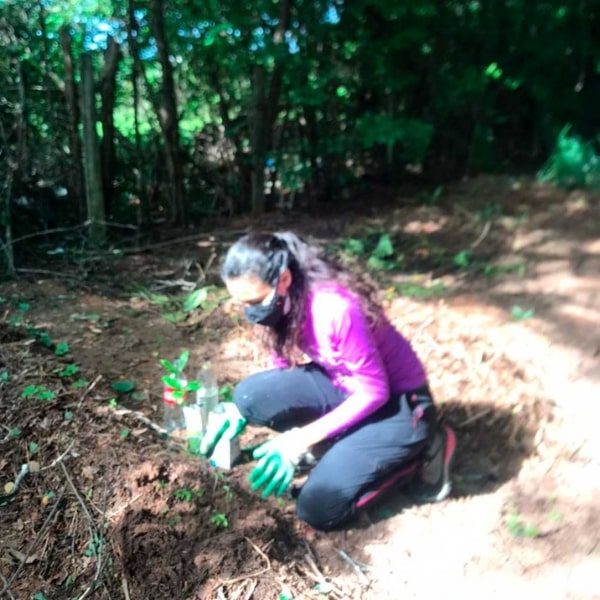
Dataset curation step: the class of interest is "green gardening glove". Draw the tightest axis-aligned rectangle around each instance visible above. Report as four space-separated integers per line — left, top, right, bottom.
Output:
199 402 247 457
248 428 307 498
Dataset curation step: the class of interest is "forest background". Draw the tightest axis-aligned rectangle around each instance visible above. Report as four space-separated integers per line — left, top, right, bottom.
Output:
1 0 599 270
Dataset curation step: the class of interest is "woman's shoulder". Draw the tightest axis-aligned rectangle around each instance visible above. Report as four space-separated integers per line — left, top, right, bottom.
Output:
308 281 362 312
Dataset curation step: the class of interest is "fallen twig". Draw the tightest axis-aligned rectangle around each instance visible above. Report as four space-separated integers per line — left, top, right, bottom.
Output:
471 220 491 249
0 571 16 600
412 316 435 344
76 374 103 409
338 550 370 587
220 537 271 586
41 441 75 471
0 463 29 502
109 405 168 437
301 543 345 599
121 576 131 600
60 463 106 600
458 407 493 428
0 486 66 596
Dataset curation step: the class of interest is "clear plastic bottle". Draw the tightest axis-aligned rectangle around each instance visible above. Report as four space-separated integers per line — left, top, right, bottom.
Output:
163 376 187 435
196 362 219 434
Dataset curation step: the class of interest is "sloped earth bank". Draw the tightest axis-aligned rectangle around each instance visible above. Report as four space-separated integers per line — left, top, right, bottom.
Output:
1 176 598 600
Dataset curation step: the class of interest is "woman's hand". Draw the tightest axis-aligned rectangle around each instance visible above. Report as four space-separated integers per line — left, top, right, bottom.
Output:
200 403 247 457
249 428 308 498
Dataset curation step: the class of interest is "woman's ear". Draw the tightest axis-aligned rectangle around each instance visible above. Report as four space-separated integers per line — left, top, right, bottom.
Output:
277 268 292 295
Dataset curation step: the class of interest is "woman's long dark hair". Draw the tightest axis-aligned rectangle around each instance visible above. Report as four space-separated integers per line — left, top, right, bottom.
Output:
221 231 382 363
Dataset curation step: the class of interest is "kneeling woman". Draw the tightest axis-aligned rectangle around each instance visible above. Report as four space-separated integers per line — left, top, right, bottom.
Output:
201 232 455 531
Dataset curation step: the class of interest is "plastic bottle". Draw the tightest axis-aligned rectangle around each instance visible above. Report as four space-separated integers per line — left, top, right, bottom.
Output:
163 376 187 435
195 362 219 434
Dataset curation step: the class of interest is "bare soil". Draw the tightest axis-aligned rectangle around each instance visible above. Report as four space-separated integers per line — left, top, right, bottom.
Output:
1 175 599 600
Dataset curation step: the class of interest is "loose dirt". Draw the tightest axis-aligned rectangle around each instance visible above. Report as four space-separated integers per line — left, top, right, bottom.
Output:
1 175 598 600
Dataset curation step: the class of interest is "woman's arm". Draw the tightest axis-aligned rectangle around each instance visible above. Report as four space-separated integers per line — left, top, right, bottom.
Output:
299 291 390 447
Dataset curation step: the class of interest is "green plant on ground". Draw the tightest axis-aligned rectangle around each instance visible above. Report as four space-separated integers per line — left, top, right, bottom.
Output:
133 285 228 324
391 281 447 298
56 364 80 378
538 125 600 190
453 249 472 269
21 384 56 401
339 231 404 272
172 487 205 501
210 511 229 528
511 305 534 320
483 263 526 277
506 512 540 538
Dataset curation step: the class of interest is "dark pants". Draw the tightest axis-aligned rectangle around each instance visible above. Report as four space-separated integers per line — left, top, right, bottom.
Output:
234 363 436 530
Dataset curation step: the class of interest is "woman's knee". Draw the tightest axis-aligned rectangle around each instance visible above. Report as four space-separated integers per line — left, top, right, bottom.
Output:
295 478 354 531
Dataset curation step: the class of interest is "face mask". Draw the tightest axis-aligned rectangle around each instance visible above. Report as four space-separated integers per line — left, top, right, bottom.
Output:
244 291 287 327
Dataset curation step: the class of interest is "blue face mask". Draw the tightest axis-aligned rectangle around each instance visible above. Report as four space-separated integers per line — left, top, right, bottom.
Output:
244 291 286 327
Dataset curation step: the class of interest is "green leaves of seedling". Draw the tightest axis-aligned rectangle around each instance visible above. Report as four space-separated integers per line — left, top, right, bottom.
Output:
210 512 229 528
159 350 201 402
453 249 472 268
506 513 540 538
22 385 55 401
183 287 209 312
29 441 39 454
111 380 136 393
511 305 534 320
160 350 189 375
54 342 69 356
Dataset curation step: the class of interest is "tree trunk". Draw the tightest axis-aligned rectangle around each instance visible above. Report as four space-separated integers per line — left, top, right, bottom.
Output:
251 65 268 214
126 0 147 227
101 35 121 218
150 0 185 225
59 26 84 220
80 52 106 246
249 0 292 214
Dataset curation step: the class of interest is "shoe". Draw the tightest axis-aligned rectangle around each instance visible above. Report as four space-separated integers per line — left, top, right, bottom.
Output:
409 424 456 503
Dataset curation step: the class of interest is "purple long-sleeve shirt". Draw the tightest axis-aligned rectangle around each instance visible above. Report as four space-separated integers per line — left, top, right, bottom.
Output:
274 282 427 439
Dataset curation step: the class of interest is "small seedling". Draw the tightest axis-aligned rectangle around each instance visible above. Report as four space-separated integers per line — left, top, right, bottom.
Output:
64 411 74 421
21 385 55 401
222 484 233 502
108 398 118 408
511 305 534 320
168 515 182 526
160 350 201 402
71 379 88 389
120 428 130 439
28 441 39 454
453 249 472 268
83 534 105 558
55 342 69 356
112 380 136 393
174 487 194 502
219 384 234 403
506 513 540 538
0 371 8 383
58 364 80 378
210 512 229 528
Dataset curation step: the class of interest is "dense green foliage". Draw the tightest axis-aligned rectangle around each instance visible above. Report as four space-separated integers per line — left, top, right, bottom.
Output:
0 0 598 261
